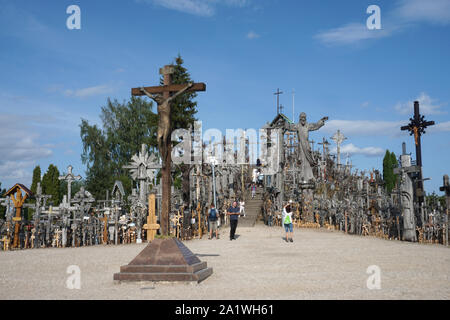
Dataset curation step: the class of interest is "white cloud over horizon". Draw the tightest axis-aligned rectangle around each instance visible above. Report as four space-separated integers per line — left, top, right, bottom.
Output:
64 84 115 98
395 92 447 115
138 0 250 16
315 0 450 46
330 143 385 157
323 119 404 137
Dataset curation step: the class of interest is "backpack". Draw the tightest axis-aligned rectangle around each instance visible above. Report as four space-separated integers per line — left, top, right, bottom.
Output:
209 208 217 221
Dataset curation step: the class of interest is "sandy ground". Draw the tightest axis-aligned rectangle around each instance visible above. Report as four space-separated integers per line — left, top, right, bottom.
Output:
0 224 449 300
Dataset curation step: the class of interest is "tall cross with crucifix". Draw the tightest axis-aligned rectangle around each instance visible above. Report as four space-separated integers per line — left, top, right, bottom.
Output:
131 65 206 235
401 101 435 203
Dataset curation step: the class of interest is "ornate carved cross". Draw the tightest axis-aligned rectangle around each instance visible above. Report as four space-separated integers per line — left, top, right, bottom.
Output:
401 101 435 203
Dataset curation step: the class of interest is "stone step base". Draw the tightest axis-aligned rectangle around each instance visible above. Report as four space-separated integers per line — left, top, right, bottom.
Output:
114 267 213 283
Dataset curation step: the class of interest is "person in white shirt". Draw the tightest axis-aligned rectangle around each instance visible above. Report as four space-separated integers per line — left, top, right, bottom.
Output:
239 200 245 217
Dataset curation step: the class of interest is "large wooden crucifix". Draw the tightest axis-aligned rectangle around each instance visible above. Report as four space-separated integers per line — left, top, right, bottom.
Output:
401 101 435 203
131 65 206 235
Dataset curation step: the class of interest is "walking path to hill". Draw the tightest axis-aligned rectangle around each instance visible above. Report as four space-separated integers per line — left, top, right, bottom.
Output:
1 223 449 300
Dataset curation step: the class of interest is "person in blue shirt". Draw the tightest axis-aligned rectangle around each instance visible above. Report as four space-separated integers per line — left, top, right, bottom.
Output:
227 201 240 240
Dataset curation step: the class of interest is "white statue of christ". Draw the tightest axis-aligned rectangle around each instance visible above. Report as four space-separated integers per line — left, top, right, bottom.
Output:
284 112 328 182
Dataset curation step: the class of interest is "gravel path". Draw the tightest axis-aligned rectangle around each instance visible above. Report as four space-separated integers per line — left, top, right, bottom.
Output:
1 225 449 300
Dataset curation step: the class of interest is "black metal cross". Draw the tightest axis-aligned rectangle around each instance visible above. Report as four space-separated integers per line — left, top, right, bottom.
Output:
401 101 435 203
274 88 283 115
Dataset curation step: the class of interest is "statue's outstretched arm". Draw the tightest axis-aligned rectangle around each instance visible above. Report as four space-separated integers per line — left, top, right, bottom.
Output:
308 116 329 131
140 87 160 101
167 82 193 102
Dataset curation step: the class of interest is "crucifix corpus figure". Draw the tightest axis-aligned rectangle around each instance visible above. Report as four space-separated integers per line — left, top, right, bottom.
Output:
131 65 206 235
284 112 328 182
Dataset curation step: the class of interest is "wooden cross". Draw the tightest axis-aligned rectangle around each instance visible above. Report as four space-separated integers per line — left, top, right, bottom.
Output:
143 193 159 242
401 101 435 203
440 175 450 246
5 184 32 249
132 65 206 236
101 216 108 244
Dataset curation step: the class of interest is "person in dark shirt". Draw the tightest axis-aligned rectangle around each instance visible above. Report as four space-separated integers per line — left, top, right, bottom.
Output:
227 201 240 240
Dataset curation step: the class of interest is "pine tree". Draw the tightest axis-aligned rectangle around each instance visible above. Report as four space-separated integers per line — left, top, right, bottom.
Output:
30 165 41 194
390 151 398 191
383 150 395 194
42 164 61 205
80 55 199 202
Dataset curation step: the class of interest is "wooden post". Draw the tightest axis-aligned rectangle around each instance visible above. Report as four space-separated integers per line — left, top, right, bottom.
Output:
344 211 348 234
143 193 160 242
197 202 202 239
102 216 108 244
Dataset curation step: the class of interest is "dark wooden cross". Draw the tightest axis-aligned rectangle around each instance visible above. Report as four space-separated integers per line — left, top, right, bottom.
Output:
131 65 206 235
274 88 283 115
440 175 450 246
401 101 435 203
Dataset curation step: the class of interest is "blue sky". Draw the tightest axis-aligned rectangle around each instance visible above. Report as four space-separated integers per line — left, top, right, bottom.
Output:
0 0 449 195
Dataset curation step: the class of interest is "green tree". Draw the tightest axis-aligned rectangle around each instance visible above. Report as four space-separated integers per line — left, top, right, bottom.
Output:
383 150 397 194
60 179 85 201
165 55 199 205
26 165 42 220
80 55 199 203
80 96 158 200
42 164 61 205
30 165 41 194
164 55 199 130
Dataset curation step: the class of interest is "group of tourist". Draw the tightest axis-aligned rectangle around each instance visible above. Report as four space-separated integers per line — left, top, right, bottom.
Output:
207 200 294 243
207 201 241 241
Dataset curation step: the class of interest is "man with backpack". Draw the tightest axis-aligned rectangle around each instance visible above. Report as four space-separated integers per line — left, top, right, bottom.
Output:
208 203 219 240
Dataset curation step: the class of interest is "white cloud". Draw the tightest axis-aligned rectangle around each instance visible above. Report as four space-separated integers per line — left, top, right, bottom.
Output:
394 92 447 115
0 114 54 187
314 23 392 46
64 84 114 98
395 0 450 25
323 120 404 136
330 143 385 157
429 121 450 132
315 0 450 45
246 31 260 39
139 0 250 16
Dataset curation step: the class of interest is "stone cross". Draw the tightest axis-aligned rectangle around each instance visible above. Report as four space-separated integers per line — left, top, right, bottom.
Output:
331 130 347 168
123 144 161 204
401 101 435 203
59 165 81 204
123 144 162 243
131 65 206 235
